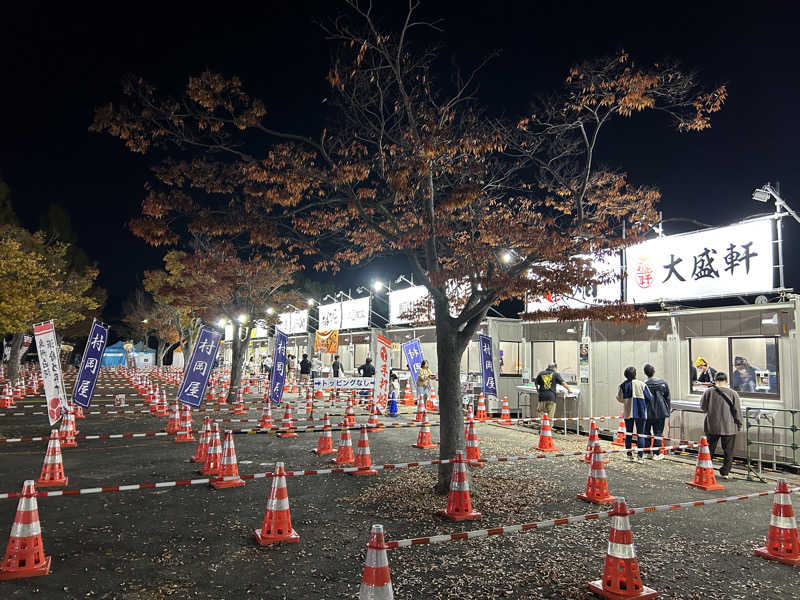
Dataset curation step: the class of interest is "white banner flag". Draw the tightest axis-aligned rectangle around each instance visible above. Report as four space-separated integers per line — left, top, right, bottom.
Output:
33 320 67 425
373 334 391 410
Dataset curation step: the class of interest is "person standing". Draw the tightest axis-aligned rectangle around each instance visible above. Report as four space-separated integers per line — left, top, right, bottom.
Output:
357 356 375 377
616 366 653 463
700 371 743 479
643 364 671 460
287 354 296 382
415 360 434 403
299 353 312 384
331 354 344 378
534 362 572 419
311 354 322 381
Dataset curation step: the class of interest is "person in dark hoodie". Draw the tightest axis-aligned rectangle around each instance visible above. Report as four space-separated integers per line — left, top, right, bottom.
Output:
700 371 743 479
643 364 671 460
616 366 653 463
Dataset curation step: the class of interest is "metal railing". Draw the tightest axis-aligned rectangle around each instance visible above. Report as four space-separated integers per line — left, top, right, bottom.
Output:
745 407 799 482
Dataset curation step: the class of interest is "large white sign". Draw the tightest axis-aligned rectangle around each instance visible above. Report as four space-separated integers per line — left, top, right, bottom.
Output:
318 302 341 330
525 254 622 313
625 219 774 303
389 285 434 324
278 310 308 334
318 297 370 330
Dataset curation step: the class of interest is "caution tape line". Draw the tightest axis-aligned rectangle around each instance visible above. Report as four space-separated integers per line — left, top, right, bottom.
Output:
0 432 172 444
385 486 800 548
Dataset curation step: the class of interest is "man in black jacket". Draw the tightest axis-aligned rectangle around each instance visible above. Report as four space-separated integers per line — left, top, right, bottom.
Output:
299 353 312 384
357 357 375 377
643 364 671 460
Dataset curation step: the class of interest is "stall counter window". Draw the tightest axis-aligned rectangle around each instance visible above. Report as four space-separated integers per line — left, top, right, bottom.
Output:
689 336 779 398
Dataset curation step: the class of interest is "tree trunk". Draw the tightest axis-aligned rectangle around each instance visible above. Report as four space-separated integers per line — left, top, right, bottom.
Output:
226 323 250 404
7 333 27 381
156 339 167 367
434 324 468 493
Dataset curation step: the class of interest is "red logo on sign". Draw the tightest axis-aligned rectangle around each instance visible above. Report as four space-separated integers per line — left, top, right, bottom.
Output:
636 261 654 288
48 397 61 423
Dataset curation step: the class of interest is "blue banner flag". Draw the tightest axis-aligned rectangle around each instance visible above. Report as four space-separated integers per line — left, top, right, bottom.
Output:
268 328 288 406
71 319 108 408
177 326 222 408
402 338 424 385
478 334 497 398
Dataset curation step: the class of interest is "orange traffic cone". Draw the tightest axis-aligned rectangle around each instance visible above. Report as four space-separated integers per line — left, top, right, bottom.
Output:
611 413 626 446
175 403 195 442
497 396 513 425
59 407 77 448
685 436 724 491
254 461 300 545
0 480 51 580
588 497 658 600
465 421 484 466
332 422 355 465
156 389 169 417
402 381 414 406
413 410 438 449
351 425 377 476
259 402 275 429
72 402 85 419
439 451 481 521
211 430 246 489
367 402 382 433
278 402 297 438
577 439 617 504
313 413 335 455
233 389 245 415
358 524 393 599
36 430 68 487
344 397 357 427
165 399 180 434
475 394 488 421
537 413 557 452
428 388 438 411
414 396 425 423
754 478 800 565
192 417 211 463
199 424 222 476
582 420 609 465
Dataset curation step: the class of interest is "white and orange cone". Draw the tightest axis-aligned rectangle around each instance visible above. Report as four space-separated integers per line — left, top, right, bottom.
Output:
312 413 335 455
259 402 275 429
414 396 425 423
497 396 513 425
0 480 51 580
412 410 438 449
211 430 246 489
685 436 724 491
36 430 68 487
254 462 299 545
358 524 393 600
192 417 211 463
351 425 378 476
611 413 626 446
536 413 557 452
754 478 800 565
577 439 616 504
165 399 180 434
465 421 484 466
278 402 297 438
199 424 222 476
175 403 195 442
582 420 609 465
439 451 481 521
332 422 355 465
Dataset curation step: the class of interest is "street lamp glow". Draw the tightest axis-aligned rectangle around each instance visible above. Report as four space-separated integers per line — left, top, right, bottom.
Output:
266 307 275 315
141 319 148 324
307 298 315 306
237 314 247 323
217 319 226 328
502 251 512 263
373 280 383 291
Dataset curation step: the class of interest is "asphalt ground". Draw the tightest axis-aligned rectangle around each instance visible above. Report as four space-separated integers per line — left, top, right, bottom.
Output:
0 374 798 599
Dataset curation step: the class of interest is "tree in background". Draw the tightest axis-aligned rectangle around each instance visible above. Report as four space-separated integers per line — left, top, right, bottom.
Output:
92 2 725 490
122 288 178 366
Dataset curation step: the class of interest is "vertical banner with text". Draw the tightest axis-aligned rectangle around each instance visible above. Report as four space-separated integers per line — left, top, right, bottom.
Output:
373 334 391 410
478 334 497 399
402 338 424 386
71 319 109 408
33 320 67 425
177 326 222 408
268 328 288 406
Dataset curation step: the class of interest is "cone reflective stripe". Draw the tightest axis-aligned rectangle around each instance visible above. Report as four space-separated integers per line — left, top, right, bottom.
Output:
611 413 626 446
439 451 481 521
474 394 488 420
359 524 393 600
588 497 658 600
233 389 245 415
582 420 609 465
278 403 298 438
211 430 246 489
498 396 513 425
578 439 617 504
367 403 381 433
345 398 357 427
351 425 378 476
332 421 355 465
156 389 169 417
754 478 800 565
414 396 425 423
0 480 51 580
175 403 196 442
313 413 335 455
465 421 483 465
36 430 68 487
412 410 438 449
537 413 557 452
259 401 275 429
685 436 724 491
165 399 180 434
200 425 223 476
254 462 300 544
192 417 211 463
402 381 414 406
59 407 77 448
72 402 85 419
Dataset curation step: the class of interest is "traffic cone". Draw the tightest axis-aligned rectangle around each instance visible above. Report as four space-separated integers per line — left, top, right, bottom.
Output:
402 381 414 406
165 399 180 434
475 394 489 421
72 402 85 419
387 396 398 418
358 524 393 600
0 480 51 580
59 407 77 448
344 397 357 427
278 403 297 438
367 402 382 433
439 451 481 521
312 413 335 455
754 478 800 565
588 497 658 600
233 388 245 415
254 462 300 545
412 410 438 449
611 413 626 446
332 422 355 465
426 388 437 412
156 388 169 417
351 425 378 476
685 436 724 491
211 430 246 489
199 424 222 476
465 421 484 465
0 384 13 408
577 439 617 504
36 430 68 487
175 403 196 442
497 396 513 425
537 414 557 452
306 397 315 425
259 402 275 429
582 420 609 465
414 396 425 422
192 417 211 463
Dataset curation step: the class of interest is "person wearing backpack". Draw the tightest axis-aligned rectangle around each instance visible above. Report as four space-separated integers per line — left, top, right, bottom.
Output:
700 371 743 479
643 364 671 460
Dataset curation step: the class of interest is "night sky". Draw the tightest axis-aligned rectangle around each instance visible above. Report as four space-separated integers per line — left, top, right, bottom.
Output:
3 1 800 321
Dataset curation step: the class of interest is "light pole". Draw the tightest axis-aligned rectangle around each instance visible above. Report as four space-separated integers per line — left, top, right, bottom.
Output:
752 183 800 290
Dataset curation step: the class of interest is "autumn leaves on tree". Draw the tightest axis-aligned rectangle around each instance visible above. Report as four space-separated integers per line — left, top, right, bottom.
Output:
93 2 725 491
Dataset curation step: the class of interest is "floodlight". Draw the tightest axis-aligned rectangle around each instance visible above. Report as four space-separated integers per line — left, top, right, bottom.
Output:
752 188 771 203
307 298 315 306
502 251 512 263
217 319 226 327
142 319 148 324
237 314 248 323
373 280 384 291
266 307 274 315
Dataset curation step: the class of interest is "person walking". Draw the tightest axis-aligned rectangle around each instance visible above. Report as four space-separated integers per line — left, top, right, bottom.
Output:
415 360 433 403
616 366 653 463
534 362 572 419
700 371 743 479
299 353 312 384
643 364 671 460
331 354 344 378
